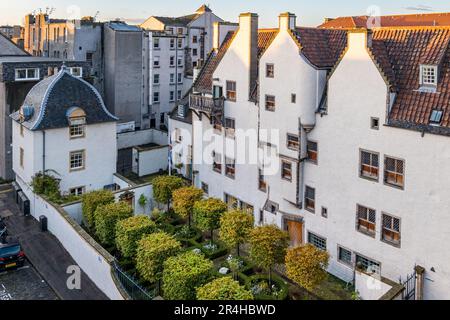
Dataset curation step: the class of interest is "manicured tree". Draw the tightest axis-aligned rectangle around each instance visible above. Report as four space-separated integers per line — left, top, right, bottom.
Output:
152 175 185 210
219 210 254 256
249 225 289 287
162 251 214 300
115 215 156 258
136 232 181 292
285 244 330 292
193 198 227 242
196 277 254 300
94 201 133 247
81 190 114 230
172 186 204 227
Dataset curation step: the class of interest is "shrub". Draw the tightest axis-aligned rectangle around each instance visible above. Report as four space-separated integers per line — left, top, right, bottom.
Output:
31 170 62 202
285 244 330 292
94 201 133 247
246 274 289 300
115 215 156 258
194 198 227 241
172 187 204 226
197 277 253 300
249 225 289 286
152 175 184 209
81 190 114 230
162 251 214 300
219 210 254 256
136 232 181 284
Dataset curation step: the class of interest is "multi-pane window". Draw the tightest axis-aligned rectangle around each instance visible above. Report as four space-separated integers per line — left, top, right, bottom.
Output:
225 157 236 179
177 73 183 84
307 141 318 163
169 73 175 83
153 92 160 103
154 56 160 68
213 152 222 173
153 38 160 49
224 193 239 210
241 202 254 215
265 95 276 112
382 214 401 246
266 64 274 78
70 150 85 171
226 81 236 102
357 205 376 237
201 182 209 195
170 38 175 49
355 254 381 274
177 38 183 48
420 65 437 86
70 123 85 138
170 56 175 66
384 156 405 188
177 90 182 100
281 161 292 181
305 186 315 212
360 150 379 180
177 58 183 67
258 169 267 192
308 232 326 251
70 186 85 196
15 68 39 81
287 134 299 150
225 118 235 138
169 91 175 102
20 148 24 168
430 109 443 125
153 73 160 84
338 246 352 266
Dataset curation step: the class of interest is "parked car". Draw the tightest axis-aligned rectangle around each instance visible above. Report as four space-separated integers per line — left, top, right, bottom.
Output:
0 240 25 272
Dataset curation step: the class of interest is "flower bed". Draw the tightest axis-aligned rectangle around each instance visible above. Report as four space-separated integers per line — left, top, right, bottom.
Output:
246 274 289 301
174 225 202 243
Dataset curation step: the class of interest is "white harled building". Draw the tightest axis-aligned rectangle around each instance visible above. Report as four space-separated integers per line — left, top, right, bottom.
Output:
11 66 118 196
169 11 450 299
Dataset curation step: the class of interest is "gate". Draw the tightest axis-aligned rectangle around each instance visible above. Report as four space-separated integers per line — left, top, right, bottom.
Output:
401 272 416 300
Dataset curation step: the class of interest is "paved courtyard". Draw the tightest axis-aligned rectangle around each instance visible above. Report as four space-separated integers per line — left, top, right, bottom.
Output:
0 187 108 300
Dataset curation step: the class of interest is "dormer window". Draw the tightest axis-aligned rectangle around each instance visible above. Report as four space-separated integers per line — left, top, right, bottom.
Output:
67 107 86 139
430 109 443 126
420 65 438 87
69 67 83 78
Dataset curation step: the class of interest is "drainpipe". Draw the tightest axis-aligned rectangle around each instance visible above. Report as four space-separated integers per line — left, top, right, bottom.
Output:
42 130 46 173
415 265 425 300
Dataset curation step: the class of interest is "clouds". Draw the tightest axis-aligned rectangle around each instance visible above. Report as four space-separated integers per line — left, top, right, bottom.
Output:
404 4 434 12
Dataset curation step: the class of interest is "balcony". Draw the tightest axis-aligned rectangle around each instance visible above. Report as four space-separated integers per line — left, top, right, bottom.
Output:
189 94 224 115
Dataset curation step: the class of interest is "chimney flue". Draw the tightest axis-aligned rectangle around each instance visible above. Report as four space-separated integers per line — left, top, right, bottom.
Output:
279 12 296 31
238 13 258 100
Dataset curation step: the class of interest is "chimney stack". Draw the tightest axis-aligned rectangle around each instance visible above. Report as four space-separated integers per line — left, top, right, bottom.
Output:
238 13 258 100
279 12 296 31
213 22 220 50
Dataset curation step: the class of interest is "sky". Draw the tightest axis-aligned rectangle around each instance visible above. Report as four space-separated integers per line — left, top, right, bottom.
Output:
1 0 450 27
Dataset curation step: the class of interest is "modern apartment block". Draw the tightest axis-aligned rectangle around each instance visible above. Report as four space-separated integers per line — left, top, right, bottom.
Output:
23 13 103 91
169 12 450 299
0 33 90 180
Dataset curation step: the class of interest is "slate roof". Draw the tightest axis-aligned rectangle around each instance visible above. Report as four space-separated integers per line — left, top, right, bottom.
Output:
193 29 278 94
319 13 450 29
366 27 450 133
0 33 29 57
11 68 117 130
290 27 348 68
152 14 200 27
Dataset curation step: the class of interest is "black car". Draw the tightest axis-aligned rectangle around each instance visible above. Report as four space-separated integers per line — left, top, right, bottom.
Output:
0 240 25 271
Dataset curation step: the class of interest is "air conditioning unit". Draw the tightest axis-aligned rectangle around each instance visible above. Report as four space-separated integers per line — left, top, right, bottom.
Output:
17 191 30 216
11 181 22 204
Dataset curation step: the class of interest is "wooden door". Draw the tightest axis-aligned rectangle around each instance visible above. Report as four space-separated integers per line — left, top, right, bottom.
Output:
287 220 303 247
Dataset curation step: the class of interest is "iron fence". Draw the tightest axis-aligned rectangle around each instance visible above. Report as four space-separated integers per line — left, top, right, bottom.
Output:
400 272 416 300
112 261 155 300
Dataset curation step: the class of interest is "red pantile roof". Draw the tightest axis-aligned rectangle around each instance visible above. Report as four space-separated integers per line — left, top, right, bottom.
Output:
368 27 450 132
291 27 347 68
319 13 450 29
193 29 278 94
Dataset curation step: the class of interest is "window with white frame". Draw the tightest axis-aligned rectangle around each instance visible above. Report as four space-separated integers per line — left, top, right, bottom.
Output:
69 67 83 78
177 90 182 100
420 65 438 86
153 73 160 85
178 57 183 67
287 133 299 151
15 68 39 81
225 118 235 138
70 150 85 171
153 56 160 68
170 56 175 67
169 91 175 102
177 73 182 83
69 122 85 138
281 160 292 182
170 38 175 49
265 95 276 112
308 232 327 251
170 73 175 84
225 157 236 179
226 81 236 102
305 186 315 212
430 109 443 125
70 186 85 196
382 213 401 247
153 38 160 49
213 152 222 173
177 38 183 48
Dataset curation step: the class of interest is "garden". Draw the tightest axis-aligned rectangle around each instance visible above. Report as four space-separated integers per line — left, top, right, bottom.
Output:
80 175 354 300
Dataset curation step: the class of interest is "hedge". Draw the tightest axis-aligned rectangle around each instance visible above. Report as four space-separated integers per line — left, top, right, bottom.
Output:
94 201 133 247
115 215 157 258
162 251 214 300
81 190 115 230
197 277 254 300
246 274 289 301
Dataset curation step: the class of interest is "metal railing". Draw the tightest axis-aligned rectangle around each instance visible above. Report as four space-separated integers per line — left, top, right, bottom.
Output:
189 94 224 114
112 261 155 300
